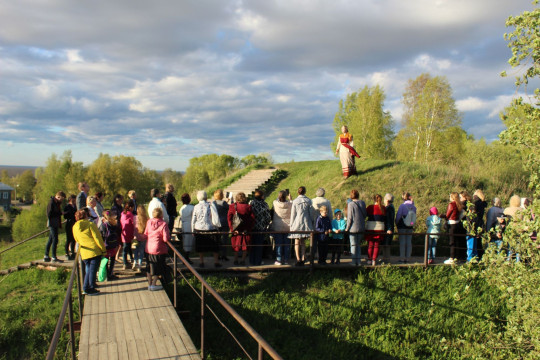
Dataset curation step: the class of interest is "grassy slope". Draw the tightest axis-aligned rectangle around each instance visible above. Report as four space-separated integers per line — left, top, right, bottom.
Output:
267 159 530 229
0 233 64 271
0 268 78 360
174 267 507 360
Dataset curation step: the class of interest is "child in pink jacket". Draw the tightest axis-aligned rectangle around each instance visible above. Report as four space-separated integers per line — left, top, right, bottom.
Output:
144 207 171 291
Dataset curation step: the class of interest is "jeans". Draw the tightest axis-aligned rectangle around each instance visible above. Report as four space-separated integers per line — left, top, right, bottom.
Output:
123 243 133 265
45 226 59 258
398 228 413 260
65 224 75 255
83 256 101 292
274 233 290 263
249 233 264 266
349 233 364 265
428 236 438 260
134 241 146 265
466 236 477 262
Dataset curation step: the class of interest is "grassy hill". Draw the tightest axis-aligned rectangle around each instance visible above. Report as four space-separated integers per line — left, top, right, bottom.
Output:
267 159 530 228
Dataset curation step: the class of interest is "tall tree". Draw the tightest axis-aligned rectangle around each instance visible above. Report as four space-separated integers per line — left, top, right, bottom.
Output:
331 85 394 159
394 74 462 164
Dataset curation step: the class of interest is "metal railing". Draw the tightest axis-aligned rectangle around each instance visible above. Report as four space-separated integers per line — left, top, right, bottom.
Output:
167 241 284 360
45 250 83 360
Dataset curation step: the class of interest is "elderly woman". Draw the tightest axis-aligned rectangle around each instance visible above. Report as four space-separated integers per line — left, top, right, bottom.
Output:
73 208 106 296
270 190 292 265
289 186 315 267
335 125 360 178
192 190 222 268
179 193 195 264
227 192 255 265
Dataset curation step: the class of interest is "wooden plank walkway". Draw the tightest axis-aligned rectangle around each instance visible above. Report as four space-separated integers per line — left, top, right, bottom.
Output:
78 275 200 360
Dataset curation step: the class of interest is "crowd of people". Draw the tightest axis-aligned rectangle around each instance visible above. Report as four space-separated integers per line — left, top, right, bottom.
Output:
43 180 534 296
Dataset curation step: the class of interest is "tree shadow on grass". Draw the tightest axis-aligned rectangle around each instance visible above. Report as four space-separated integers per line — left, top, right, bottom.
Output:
356 161 399 177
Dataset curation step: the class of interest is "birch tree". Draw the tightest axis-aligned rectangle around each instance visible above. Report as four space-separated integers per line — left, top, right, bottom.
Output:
331 85 394 159
394 74 462 163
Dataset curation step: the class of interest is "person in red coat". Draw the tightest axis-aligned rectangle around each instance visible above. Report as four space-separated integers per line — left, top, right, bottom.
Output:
227 192 255 265
366 194 386 266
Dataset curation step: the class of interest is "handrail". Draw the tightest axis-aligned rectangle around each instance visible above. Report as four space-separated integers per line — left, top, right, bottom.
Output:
46 250 82 360
167 242 284 360
0 220 67 255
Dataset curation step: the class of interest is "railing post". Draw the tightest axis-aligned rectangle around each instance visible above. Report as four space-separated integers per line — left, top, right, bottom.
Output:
310 232 315 274
68 293 76 360
258 343 263 360
201 285 205 360
76 256 83 316
424 234 429 268
173 251 177 309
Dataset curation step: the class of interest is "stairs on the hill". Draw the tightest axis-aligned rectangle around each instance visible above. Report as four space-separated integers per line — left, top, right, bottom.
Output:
224 168 277 198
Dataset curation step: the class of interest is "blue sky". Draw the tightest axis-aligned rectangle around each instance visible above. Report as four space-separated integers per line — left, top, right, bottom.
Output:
0 0 537 170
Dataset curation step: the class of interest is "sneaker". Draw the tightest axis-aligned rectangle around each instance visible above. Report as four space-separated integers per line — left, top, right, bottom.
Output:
136 265 142 273
51 258 63 263
274 261 282 266
149 285 163 291
443 258 454 265
428 259 434 265
122 265 127 270
84 289 100 296
43 256 51 262
132 263 137 270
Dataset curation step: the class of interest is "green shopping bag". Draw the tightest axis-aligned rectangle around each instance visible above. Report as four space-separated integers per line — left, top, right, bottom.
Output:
97 257 108 282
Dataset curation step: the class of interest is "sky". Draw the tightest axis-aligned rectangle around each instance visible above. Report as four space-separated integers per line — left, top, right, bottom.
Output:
0 0 537 171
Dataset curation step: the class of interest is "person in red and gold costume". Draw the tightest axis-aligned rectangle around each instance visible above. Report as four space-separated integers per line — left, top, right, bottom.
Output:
335 125 360 178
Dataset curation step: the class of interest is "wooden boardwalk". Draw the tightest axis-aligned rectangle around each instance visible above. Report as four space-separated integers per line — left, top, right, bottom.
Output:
78 275 200 360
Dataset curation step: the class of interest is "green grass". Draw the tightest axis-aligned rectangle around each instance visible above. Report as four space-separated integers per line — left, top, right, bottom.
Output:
266 159 531 231
0 268 79 360
0 232 66 271
172 266 507 359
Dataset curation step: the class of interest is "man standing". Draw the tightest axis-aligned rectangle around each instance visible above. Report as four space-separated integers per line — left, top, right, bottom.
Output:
346 189 367 266
148 188 169 223
164 184 178 232
76 182 89 210
45 191 66 262
249 190 271 265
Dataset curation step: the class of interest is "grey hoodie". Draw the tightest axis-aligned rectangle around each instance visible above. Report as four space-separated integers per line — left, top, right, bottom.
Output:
289 195 315 238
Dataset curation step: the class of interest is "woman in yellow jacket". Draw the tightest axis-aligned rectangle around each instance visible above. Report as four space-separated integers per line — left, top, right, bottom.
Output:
73 208 106 296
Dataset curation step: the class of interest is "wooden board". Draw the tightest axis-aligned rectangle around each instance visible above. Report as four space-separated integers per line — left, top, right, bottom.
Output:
78 275 200 359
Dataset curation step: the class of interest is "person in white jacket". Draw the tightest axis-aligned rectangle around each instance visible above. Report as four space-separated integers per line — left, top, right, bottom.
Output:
289 186 315 267
148 188 169 223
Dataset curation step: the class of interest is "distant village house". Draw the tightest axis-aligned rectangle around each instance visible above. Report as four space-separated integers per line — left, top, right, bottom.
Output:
0 182 14 211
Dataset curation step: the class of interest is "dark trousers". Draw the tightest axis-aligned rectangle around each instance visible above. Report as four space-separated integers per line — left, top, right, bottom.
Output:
65 224 76 255
45 226 59 258
318 238 329 263
249 233 264 266
123 243 133 264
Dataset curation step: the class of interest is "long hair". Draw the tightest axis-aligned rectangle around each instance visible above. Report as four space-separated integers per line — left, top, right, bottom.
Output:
374 194 386 215
450 192 464 212
136 205 149 233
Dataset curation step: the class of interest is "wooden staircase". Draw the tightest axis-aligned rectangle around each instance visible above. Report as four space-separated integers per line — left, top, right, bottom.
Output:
224 169 277 198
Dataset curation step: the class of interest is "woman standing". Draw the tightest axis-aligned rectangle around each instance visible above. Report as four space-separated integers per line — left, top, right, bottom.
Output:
144 208 171 291
270 190 292 265
227 192 255 265
382 193 395 262
289 186 315 266
73 208 106 295
366 194 386 266
213 189 230 261
443 192 465 264
335 125 361 179
192 191 222 268
179 193 195 264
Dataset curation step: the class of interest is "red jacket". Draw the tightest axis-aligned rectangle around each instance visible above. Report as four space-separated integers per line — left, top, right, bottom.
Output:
227 203 255 232
445 202 460 221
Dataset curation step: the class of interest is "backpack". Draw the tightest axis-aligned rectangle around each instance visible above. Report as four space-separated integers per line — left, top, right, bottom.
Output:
403 209 417 227
100 223 118 250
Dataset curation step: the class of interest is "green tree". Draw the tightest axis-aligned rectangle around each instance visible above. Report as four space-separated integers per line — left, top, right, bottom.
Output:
14 170 36 202
331 85 394 159
161 168 183 194
394 74 462 164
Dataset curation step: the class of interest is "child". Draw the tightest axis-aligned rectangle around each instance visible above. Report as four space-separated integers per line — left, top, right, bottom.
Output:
120 200 135 270
331 209 346 264
315 205 332 265
133 204 149 272
144 207 171 291
426 207 442 264
99 210 119 280
63 194 77 260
